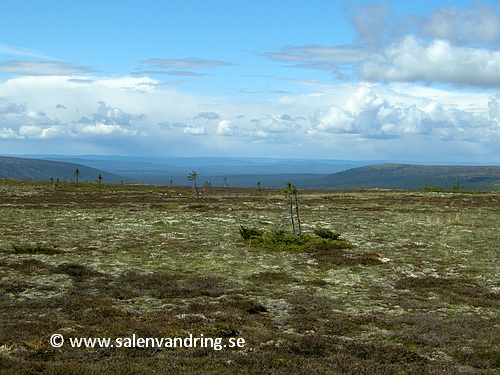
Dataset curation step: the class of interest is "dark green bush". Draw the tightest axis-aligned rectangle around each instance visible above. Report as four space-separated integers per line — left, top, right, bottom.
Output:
11 243 61 254
239 226 263 240
11 243 44 253
244 229 312 251
314 228 341 240
422 184 445 192
239 227 354 252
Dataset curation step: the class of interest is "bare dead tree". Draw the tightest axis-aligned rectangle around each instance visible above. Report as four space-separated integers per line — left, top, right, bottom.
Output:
282 181 301 235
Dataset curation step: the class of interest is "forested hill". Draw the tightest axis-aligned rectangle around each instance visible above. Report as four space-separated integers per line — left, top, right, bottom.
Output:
303 164 500 191
2 156 500 190
0 156 127 183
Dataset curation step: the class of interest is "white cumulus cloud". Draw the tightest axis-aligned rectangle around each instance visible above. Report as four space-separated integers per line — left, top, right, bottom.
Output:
418 3 500 45
183 125 205 135
18 125 43 138
0 127 21 139
360 36 500 88
79 101 146 126
82 123 137 136
311 86 497 140
253 114 301 134
312 106 356 133
216 120 235 136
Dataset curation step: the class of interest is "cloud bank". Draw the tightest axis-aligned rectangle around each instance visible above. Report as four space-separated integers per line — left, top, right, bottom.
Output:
265 2 500 89
1 1 500 162
311 86 497 141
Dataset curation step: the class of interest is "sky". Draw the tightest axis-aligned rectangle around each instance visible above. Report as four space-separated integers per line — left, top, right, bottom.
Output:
1 0 500 163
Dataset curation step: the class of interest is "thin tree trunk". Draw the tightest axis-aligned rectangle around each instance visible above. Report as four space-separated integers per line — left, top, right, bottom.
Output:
294 192 301 235
289 197 295 234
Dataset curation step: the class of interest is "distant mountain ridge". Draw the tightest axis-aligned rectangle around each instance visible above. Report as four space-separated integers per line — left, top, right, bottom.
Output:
304 163 500 191
0 156 127 183
2 155 500 190
25 154 372 187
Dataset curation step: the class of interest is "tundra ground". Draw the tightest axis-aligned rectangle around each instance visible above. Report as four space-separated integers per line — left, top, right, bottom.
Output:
0 180 498 374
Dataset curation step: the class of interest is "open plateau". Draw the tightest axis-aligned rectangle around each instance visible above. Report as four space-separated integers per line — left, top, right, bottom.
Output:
0 180 499 374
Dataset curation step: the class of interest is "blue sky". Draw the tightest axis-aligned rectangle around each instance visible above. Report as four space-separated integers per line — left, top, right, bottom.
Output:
1 0 500 163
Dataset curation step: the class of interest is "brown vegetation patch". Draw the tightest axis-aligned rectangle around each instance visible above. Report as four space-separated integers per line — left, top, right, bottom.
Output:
395 276 500 307
341 340 427 366
4 259 53 275
54 263 103 281
248 270 299 284
312 244 382 268
392 313 500 370
109 271 236 300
